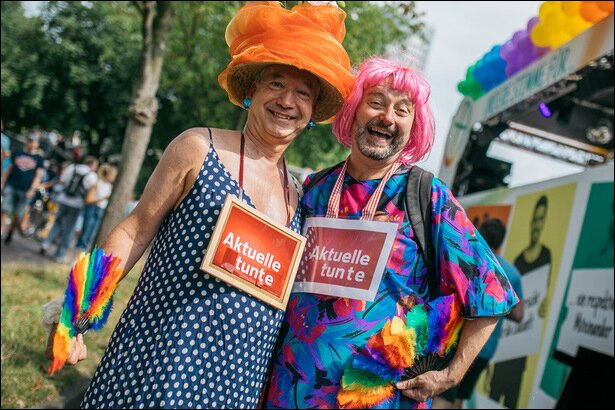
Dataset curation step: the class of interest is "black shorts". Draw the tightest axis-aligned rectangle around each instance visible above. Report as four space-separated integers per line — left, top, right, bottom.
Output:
439 356 490 402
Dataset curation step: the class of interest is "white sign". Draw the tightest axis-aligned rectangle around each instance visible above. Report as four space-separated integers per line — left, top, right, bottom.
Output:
292 217 398 301
492 264 549 362
556 268 614 357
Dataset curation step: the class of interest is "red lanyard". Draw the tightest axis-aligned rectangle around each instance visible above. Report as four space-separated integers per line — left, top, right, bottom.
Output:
239 133 291 226
326 158 402 221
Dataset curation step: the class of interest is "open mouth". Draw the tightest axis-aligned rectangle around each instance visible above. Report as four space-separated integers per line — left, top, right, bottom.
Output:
269 109 296 121
367 126 394 140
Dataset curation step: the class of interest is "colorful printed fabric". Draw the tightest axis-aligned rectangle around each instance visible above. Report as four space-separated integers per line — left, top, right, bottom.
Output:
264 164 519 409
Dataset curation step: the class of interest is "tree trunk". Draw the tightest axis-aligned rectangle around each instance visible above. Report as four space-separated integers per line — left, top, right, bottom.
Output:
93 1 173 248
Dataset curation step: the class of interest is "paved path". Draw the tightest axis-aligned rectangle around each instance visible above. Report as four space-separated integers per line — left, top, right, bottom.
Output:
0 231 76 267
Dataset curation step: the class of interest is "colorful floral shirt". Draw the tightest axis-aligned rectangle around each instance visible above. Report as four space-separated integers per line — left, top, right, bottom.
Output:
265 164 519 409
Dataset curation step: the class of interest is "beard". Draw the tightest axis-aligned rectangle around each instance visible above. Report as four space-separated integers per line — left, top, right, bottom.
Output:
355 118 406 161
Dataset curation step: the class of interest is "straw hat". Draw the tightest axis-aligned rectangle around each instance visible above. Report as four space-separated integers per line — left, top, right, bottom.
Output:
218 2 354 123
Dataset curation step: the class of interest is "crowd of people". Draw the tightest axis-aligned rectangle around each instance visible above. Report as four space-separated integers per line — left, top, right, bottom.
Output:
0 123 118 262
1 2 530 409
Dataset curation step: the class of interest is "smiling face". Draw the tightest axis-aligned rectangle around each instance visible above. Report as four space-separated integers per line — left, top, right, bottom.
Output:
248 64 320 139
351 79 415 162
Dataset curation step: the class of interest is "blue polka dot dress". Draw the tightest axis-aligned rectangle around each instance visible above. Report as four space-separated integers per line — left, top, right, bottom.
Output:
81 132 302 409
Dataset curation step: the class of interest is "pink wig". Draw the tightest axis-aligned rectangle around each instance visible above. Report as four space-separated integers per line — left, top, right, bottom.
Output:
333 57 435 165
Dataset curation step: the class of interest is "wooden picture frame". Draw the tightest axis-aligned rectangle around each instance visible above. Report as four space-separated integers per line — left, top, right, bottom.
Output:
201 195 306 310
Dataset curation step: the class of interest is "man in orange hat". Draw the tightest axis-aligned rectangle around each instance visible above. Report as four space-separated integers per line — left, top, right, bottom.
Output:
47 2 353 408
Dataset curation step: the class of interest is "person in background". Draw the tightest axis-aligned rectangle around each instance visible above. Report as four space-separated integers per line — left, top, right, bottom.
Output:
21 159 61 236
1 119 10 175
1 133 45 244
434 217 524 409
39 156 98 262
75 163 118 251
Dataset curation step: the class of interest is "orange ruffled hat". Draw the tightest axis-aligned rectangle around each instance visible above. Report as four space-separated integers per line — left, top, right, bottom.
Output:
218 1 354 123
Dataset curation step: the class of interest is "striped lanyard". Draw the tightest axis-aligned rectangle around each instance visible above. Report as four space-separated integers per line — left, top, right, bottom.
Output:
326 158 402 221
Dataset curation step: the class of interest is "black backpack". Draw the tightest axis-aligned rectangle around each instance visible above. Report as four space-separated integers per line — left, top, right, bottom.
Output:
304 163 438 300
64 168 88 198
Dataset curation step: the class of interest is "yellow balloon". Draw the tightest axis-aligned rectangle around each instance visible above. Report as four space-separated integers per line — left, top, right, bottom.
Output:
549 31 573 48
564 15 591 36
545 7 567 31
539 1 559 20
561 1 582 16
531 23 551 47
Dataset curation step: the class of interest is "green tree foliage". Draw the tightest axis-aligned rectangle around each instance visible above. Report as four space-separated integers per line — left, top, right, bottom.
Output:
1 1 49 128
1 1 424 192
1 1 141 155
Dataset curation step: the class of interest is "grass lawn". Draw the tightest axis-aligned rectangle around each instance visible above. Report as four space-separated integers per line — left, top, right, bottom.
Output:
1 261 141 409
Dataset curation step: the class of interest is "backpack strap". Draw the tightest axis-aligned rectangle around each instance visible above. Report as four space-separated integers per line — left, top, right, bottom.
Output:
303 161 344 194
405 166 437 300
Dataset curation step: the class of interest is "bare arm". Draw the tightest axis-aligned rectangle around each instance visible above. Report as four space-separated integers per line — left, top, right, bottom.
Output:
396 316 498 402
50 130 210 365
100 130 209 277
27 168 44 198
84 185 98 205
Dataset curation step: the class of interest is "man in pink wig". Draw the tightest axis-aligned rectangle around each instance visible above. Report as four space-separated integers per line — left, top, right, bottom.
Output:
265 57 519 409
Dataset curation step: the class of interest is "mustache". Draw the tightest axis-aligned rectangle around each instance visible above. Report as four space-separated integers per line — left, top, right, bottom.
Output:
364 118 398 138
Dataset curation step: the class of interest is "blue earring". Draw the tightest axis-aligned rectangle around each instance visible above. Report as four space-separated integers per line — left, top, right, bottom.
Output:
306 119 316 130
242 98 251 109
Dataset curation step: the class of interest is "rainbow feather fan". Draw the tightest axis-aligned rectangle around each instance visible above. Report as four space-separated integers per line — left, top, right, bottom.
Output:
337 294 464 409
48 248 123 375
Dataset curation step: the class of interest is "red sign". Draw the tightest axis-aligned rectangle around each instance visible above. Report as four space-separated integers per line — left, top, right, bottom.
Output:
202 196 305 310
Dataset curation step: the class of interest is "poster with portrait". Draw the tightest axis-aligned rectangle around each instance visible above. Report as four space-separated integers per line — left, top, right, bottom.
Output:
485 184 576 409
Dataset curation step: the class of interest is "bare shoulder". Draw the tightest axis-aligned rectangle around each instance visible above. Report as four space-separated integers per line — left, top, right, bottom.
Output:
164 127 211 163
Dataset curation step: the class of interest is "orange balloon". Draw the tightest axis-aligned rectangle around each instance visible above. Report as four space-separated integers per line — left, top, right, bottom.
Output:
596 1 614 13
580 1 608 22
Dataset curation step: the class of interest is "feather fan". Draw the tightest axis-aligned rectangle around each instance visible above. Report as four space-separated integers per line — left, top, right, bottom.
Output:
48 248 123 375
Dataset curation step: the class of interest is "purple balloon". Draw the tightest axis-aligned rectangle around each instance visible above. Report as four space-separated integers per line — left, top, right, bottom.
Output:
527 16 540 32
531 44 550 58
500 40 515 60
518 52 535 68
512 30 525 46
505 64 517 77
517 31 532 53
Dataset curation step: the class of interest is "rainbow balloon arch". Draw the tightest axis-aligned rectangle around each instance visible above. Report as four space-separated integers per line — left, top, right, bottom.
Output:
458 1 614 100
